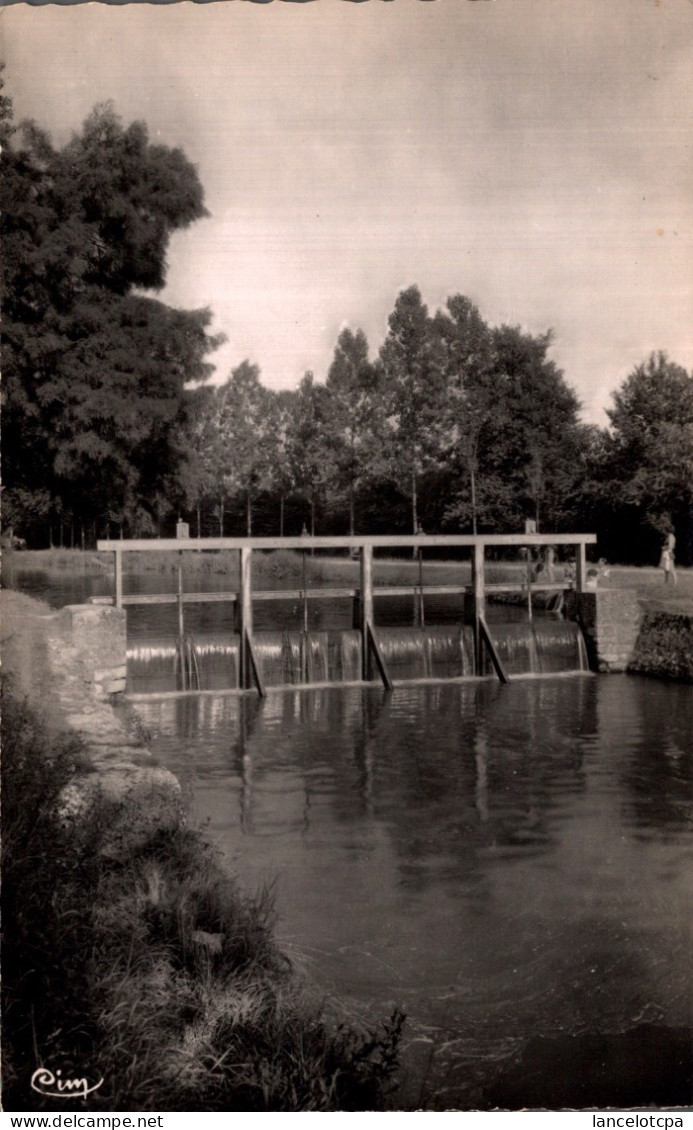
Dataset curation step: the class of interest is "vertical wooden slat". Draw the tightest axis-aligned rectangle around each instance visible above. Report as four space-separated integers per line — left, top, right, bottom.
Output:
417 547 425 627
177 551 184 638
575 542 587 594
115 546 123 609
239 546 254 690
471 541 485 674
360 544 374 681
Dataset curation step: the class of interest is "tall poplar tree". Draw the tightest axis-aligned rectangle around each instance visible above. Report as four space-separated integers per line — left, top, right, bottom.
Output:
379 286 447 535
434 295 499 534
215 362 275 537
325 327 383 536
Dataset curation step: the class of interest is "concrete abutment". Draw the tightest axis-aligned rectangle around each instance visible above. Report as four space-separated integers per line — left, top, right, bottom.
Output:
565 589 642 673
49 602 183 857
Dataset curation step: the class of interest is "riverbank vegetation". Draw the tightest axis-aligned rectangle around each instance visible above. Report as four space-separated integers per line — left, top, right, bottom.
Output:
628 613 693 682
1 677 404 1111
3 96 691 567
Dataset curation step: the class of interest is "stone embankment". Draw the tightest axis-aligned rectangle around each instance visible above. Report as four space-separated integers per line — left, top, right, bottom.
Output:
564 588 692 681
2 590 183 856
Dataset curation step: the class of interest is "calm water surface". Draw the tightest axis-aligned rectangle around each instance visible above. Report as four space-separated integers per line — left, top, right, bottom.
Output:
136 676 693 1108
8 565 693 1107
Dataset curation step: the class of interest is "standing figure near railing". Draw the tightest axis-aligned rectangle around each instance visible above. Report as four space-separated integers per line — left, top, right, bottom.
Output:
659 532 677 586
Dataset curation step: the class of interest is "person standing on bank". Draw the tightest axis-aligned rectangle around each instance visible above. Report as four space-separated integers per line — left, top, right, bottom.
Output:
659 532 677 585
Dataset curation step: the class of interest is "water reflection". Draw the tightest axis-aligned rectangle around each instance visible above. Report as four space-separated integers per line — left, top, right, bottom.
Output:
137 675 693 1108
597 677 693 835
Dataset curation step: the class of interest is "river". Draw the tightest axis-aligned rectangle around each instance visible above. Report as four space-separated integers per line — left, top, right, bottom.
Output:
6 564 693 1109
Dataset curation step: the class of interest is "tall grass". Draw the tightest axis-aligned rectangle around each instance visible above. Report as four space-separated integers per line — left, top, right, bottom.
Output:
1 677 404 1112
1 677 101 1106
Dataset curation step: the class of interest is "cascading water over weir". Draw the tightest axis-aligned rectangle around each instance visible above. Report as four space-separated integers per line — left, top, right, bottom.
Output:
96 533 597 696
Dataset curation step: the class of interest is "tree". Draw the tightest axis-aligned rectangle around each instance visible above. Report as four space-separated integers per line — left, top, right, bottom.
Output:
379 286 447 535
602 352 693 562
487 325 586 531
215 361 275 536
325 328 383 536
1 100 221 541
434 295 498 534
263 390 295 536
175 385 219 537
285 372 332 536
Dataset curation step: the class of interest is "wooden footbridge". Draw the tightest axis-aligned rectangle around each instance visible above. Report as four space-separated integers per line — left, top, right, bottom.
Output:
97 533 597 694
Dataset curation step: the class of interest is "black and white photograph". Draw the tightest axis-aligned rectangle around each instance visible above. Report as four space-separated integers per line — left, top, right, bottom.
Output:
2 0 692 1115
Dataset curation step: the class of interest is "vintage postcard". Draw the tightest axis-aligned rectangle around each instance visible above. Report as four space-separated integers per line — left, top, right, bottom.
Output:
2 0 692 1117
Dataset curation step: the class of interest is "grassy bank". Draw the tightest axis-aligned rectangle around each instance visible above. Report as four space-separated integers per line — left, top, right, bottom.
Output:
1 676 404 1111
7 548 691 620
597 566 693 615
4 547 349 585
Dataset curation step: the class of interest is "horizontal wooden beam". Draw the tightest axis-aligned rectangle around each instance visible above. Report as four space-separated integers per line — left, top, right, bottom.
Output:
120 581 571 607
98 533 597 553
485 582 568 593
122 592 235 606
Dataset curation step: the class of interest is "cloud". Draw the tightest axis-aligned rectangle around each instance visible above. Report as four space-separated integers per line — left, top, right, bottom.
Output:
4 0 691 422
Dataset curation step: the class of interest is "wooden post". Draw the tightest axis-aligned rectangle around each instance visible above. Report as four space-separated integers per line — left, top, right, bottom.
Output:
360 545 373 681
177 551 184 638
575 542 587 594
301 550 309 633
417 547 425 627
239 546 253 689
115 546 123 610
359 545 392 689
471 541 485 674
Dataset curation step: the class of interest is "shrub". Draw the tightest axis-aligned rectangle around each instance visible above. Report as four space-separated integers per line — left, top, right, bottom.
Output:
1 676 101 1107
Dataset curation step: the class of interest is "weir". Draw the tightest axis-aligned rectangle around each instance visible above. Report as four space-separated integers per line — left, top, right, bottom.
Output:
97 533 597 695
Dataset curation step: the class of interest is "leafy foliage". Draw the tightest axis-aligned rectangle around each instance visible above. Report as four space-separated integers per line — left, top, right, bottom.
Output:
1 99 222 540
3 87 686 560
589 353 693 564
324 327 385 535
379 286 448 532
284 372 333 535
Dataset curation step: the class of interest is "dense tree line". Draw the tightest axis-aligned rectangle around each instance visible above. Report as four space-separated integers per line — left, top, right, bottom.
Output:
3 98 691 564
178 297 691 565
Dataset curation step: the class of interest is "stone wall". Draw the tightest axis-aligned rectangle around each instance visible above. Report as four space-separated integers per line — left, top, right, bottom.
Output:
565 591 693 681
46 602 184 856
59 603 127 697
564 589 642 673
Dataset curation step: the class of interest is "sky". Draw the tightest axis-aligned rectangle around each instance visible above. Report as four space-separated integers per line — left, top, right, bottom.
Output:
2 0 691 425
